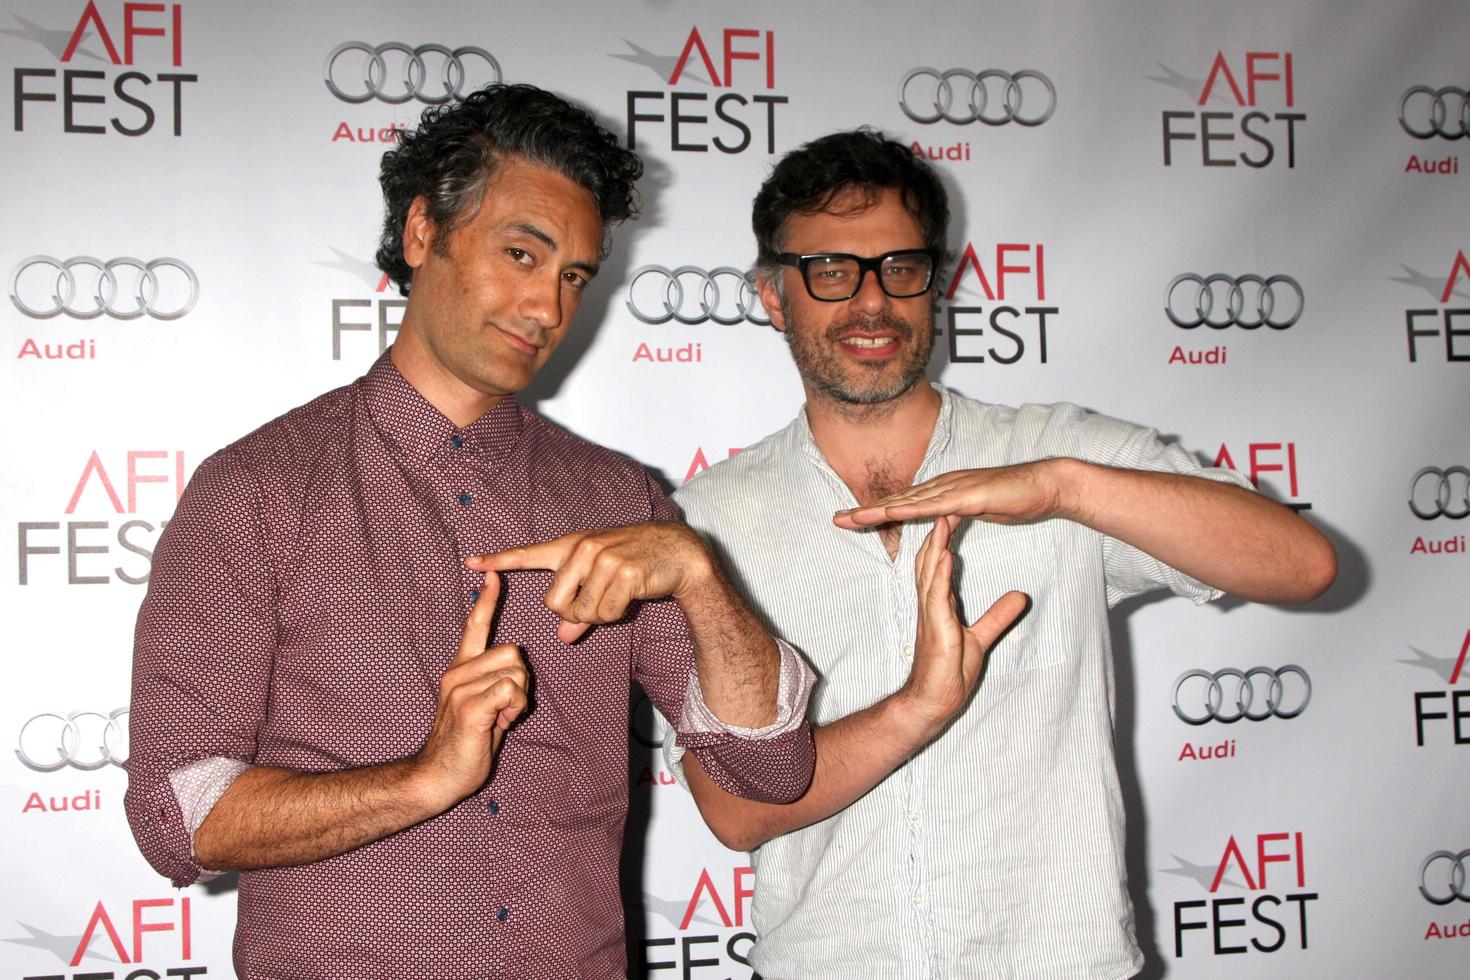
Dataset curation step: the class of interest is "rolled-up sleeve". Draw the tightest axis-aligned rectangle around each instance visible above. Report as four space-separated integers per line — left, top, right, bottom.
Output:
124 450 277 886
630 476 815 803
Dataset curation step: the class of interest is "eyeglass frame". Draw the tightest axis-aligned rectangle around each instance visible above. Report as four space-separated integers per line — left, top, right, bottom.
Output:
775 248 942 302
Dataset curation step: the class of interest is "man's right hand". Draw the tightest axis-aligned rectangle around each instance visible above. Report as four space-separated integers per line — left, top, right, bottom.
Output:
412 572 529 810
895 516 1028 740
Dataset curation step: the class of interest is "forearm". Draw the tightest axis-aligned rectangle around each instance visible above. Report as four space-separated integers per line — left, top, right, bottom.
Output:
192 758 442 871
675 565 781 729
687 693 931 851
1053 458 1336 602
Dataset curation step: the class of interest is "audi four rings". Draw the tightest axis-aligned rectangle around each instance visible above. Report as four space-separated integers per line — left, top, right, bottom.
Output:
1420 850 1470 905
10 256 199 320
1399 86 1470 139
1409 466 1470 520
899 68 1056 126
16 709 129 772
1171 666 1312 724
1164 273 1305 329
324 42 502 104
625 265 770 325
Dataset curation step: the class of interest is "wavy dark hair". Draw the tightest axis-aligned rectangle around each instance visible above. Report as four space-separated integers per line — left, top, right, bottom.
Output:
375 83 643 296
752 128 949 289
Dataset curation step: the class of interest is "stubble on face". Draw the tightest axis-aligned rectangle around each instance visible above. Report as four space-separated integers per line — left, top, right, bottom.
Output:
778 291 935 414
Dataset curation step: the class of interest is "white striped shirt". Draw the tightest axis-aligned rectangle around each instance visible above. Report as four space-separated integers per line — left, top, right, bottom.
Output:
668 385 1251 980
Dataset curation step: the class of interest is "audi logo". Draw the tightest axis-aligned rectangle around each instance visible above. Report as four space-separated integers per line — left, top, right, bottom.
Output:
1410 466 1470 520
1171 666 1311 725
1399 86 1470 140
324 42 502 105
625 265 770 326
1164 273 1304 330
898 68 1056 126
10 256 199 321
16 709 129 772
1421 850 1470 905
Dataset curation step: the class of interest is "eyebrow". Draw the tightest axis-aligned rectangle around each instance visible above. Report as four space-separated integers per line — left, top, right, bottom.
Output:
510 221 599 278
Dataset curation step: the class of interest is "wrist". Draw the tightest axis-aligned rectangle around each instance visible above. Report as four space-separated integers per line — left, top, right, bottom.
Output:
1046 457 1092 525
881 686 948 754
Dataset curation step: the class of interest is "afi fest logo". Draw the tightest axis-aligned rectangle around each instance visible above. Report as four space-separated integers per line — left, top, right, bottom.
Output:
1168 832 1318 958
319 246 404 359
615 25 788 154
10 1 195 136
16 450 186 586
2 897 204 977
1406 629 1470 748
635 866 757 978
1155 52 1304 168
322 41 502 145
942 242 1057 365
1213 441 1313 513
1398 249 1470 363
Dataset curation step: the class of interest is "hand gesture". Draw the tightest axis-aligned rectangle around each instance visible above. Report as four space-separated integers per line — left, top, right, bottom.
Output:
414 573 529 808
467 522 713 644
833 461 1063 530
896 516 1028 736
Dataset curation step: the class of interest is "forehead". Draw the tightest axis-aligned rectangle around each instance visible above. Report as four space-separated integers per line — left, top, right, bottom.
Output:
463 156 603 252
781 185 924 255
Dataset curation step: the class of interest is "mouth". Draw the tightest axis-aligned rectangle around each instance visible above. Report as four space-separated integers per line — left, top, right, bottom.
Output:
496 326 543 355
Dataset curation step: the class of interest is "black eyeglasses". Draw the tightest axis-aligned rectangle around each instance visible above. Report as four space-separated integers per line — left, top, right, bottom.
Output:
777 248 940 302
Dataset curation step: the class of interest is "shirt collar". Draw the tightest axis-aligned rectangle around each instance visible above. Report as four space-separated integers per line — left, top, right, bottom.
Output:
360 349 525 471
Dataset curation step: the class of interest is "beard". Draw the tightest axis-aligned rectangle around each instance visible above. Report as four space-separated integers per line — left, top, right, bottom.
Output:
780 299 935 407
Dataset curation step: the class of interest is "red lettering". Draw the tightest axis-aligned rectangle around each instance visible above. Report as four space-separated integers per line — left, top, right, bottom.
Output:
681 868 733 929
123 3 166 66
1443 250 1470 304
66 451 125 514
1452 629 1470 686
721 29 760 88
1211 835 1258 893
669 27 721 86
62 1 122 64
944 242 996 301
71 901 130 966
1198 52 1246 106
1255 832 1296 890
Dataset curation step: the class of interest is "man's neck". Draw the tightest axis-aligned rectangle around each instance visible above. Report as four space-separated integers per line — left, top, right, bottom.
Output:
390 335 503 428
804 380 942 505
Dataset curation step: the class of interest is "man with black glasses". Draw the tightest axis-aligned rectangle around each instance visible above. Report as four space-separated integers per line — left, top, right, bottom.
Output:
666 129 1336 978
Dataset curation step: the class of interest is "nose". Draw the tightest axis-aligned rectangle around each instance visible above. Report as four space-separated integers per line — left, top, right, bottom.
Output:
519 272 563 332
849 265 892 315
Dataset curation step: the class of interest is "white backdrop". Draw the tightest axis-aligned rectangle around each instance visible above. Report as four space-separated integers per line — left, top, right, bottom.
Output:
3 1 1468 977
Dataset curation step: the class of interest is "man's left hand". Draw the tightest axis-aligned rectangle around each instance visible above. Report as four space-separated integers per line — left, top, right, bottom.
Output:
467 522 714 644
834 461 1063 530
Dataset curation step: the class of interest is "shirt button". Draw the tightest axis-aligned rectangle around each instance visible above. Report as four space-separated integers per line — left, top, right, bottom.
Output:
912 893 924 908
457 492 473 507
901 644 914 659
907 809 921 825
451 435 465 448
893 566 903 580
496 907 509 922
488 799 500 815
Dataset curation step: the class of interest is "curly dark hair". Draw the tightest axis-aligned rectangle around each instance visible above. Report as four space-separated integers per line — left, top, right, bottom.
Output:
752 128 949 288
375 83 643 296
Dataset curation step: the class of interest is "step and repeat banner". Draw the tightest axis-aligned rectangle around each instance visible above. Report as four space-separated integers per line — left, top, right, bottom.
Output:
2 1 1467 977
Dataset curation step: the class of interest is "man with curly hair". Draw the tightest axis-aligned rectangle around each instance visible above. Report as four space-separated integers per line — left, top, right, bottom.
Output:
125 84 815 979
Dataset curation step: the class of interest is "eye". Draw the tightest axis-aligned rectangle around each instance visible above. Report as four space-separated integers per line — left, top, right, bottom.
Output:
506 247 534 265
562 270 589 290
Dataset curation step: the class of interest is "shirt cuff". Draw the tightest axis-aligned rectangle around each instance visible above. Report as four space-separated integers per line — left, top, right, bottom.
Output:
168 756 250 880
677 637 815 740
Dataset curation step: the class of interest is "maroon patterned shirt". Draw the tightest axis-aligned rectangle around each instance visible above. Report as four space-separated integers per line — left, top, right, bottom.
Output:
126 352 814 978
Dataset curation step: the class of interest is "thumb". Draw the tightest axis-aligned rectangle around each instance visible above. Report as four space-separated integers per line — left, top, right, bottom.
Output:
963 591 1030 652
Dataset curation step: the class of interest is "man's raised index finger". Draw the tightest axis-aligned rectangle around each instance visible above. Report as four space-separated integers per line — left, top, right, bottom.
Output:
466 534 579 572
